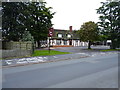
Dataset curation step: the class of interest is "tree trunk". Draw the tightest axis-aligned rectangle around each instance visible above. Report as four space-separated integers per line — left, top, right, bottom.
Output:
88 41 91 49
110 40 116 49
37 40 41 49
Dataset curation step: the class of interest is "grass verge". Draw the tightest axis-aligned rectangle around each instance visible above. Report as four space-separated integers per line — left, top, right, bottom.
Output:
32 50 71 57
100 49 120 52
1 50 70 60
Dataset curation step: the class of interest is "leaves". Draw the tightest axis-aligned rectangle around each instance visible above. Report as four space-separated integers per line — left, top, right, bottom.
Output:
78 21 99 42
22 31 34 42
2 2 24 41
2 2 55 42
97 1 120 48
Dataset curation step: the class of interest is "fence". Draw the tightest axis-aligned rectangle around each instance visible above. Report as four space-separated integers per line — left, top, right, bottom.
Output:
2 41 33 58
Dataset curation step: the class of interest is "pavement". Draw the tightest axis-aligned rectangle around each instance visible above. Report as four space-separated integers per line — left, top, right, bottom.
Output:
2 46 119 67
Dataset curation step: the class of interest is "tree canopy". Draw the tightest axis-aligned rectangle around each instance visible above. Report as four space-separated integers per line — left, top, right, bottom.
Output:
0 1 1 28
2 1 55 47
97 1 120 49
78 21 99 49
2 2 23 41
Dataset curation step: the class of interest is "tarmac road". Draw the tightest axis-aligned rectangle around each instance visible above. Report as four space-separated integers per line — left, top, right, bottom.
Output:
52 46 110 53
2 53 118 88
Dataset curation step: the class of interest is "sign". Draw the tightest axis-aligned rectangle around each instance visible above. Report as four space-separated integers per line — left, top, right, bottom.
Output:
48 28 54 37
48 28 54 53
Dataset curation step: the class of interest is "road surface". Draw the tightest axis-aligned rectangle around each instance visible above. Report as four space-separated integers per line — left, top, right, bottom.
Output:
2 53 119 88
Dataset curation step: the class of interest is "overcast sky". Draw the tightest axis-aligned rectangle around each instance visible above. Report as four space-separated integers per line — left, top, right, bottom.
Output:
45 0 106 30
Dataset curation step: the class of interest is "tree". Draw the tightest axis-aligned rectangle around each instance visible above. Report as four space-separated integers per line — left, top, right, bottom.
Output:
2 2 55 48
0 1 1 28
97 1 120 49
21 31 34 42
2 2 25 41
78 21 99 49
21 2 55 48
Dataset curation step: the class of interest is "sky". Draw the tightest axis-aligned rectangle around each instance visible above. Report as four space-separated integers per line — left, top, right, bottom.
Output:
45 0 106 30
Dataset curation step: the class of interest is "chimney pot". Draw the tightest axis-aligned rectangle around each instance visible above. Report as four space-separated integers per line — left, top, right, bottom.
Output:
69 26 72 32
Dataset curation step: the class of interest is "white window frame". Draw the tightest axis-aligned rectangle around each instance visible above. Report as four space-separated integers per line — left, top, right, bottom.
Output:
58 34 62 38
67 34 71 38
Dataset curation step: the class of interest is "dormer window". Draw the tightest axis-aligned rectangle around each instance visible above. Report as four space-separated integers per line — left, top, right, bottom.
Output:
58 34 62 38
67 34 71 38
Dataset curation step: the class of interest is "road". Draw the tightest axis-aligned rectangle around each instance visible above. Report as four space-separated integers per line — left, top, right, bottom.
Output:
2 53 119 88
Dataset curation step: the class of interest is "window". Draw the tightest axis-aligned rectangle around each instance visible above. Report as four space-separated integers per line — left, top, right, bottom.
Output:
64 40 67 45
56 40 61 45
58 34 62 38
67 34 71 38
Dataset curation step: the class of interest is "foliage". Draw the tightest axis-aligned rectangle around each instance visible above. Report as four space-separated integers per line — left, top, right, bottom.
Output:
20 2 55 41
97 1 120 49
0 5 1 28
21 31 34 42
2 2 24 41
2 2 55 44
32 50 71 56
78 21 99 49
99 35 108 41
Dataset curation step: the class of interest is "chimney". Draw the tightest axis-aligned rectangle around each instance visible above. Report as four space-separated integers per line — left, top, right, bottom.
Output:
69 26 72 32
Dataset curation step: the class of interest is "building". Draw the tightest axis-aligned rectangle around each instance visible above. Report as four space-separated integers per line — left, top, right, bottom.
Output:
48 26 88 47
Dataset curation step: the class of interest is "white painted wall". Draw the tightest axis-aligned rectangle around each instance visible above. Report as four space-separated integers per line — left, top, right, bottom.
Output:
48 39 88 46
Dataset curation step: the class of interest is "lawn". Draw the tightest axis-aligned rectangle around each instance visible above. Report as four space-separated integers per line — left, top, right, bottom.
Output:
100 49 120 52
32 50 71 57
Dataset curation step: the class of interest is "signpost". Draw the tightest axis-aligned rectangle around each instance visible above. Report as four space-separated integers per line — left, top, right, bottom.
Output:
48 28 54 53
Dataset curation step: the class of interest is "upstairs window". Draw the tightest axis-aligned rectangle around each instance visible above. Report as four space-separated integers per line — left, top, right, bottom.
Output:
67 34 71 38
58 34 62 38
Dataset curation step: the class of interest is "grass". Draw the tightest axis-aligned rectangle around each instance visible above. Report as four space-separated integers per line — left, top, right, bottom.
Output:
100 49 120 52
1 50 70 60
87 48 93 50
32 50 71 57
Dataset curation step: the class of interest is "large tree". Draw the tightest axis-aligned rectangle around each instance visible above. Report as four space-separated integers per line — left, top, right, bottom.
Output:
0 1 1 28
2 2 25 41
21 2 55 48
2 1 54 48
78 21 99 49
97 1 120 49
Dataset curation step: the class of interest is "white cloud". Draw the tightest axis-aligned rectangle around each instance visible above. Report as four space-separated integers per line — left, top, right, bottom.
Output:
46 0 106 30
